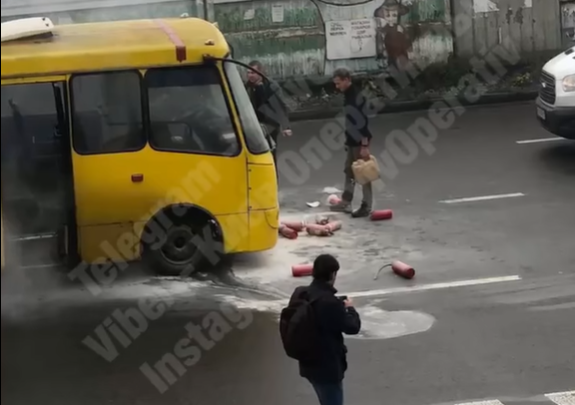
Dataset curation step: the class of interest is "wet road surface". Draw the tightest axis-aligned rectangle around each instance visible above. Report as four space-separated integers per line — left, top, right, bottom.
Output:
2 101 574 405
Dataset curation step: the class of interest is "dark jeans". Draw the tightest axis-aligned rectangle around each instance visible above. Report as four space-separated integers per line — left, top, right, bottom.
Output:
308 380 343 405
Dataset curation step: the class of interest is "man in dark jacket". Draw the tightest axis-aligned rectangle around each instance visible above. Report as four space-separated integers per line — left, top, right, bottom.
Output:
288 254 361 405
329 67 374 218
245 60 292 166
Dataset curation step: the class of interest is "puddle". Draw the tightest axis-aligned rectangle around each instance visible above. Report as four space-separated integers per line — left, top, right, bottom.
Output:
215 296 435 340
347 305 435 340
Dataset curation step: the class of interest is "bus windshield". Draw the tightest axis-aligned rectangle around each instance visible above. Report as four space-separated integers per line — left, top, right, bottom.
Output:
223 60 270 155
145 64 240 156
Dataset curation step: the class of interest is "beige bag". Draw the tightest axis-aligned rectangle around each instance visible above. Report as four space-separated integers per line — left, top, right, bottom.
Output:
352 155 380 185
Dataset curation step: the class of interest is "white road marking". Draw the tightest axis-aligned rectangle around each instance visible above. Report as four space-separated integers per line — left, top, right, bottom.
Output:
439 193 525 204
454 401 504 405
224 276 523 312
516 137 565 144
545 391 575 404
530 302 575 311
345 275 521 299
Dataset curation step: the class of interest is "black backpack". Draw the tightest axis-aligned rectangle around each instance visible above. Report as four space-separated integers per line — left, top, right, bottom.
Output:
279 294 322 362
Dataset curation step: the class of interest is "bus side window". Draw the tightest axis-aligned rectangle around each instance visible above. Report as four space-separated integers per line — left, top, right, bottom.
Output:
70 70 145 155
145 65 240 156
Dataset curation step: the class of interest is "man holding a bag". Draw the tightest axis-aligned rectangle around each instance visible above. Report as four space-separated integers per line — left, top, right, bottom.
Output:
330 68 374 218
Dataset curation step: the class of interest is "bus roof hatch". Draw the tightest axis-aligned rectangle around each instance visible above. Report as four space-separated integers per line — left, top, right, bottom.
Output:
1 17 55 43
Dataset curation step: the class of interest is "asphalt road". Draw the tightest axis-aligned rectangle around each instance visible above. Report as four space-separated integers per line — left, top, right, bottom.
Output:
2 100 574 405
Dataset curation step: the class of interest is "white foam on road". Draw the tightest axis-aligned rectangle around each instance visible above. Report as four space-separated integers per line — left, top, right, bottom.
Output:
516 137 565 144
220 276 522 311
439 193 525 204
345 275 521 299
346 305 435 340
545 391 575 404
218 296 436 340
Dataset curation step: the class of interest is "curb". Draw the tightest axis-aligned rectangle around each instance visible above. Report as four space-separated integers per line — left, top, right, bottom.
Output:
289 90 539 122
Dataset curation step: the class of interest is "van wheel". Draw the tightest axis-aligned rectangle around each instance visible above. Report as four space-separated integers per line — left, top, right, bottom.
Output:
145 224 209 277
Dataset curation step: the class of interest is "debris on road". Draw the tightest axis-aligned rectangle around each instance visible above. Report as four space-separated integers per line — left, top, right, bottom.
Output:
373 260 415 280
370 209 393 221
324 220 342 233
281 220 305 232
306 201 320 208
392 261 415 279
291 263 313 277
306 223 333 236
279 224 298 239
327 194 341 205
279 215 343 239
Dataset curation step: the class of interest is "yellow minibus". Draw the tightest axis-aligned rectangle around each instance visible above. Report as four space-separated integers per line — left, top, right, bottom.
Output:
1 16 279 275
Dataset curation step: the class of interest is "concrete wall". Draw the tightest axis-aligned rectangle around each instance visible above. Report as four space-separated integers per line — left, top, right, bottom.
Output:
1 0 569 80
453 0 567 58
1 0 454 79
216 0 454 79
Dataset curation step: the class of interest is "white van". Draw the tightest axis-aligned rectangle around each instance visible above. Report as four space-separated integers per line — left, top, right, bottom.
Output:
536 46 575 139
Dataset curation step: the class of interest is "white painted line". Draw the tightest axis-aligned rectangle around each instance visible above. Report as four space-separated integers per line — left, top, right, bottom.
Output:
530 302 575 311
545 391 575 404
516 137 564 144
454 400 505 405
345 275 521 299
439 193 525 204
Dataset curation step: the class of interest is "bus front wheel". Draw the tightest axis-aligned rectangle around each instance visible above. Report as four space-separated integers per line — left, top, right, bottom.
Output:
142 207 223 276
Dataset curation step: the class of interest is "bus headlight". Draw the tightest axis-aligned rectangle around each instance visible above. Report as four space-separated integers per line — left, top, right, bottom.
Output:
563 75 575 92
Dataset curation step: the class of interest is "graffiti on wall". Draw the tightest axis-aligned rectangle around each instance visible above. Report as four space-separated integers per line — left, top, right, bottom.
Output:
214 0 452 79
324 0 413 69
374 0 412 67
2 0 453 80
316 0 451 74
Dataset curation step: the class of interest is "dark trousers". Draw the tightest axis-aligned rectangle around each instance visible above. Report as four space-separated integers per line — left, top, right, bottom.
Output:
308 380 344 405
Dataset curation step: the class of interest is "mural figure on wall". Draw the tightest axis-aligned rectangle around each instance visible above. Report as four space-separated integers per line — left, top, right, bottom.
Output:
374 0 412 69
561 2 574 44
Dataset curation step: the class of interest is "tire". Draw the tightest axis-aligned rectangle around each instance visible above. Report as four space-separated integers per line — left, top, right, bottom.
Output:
144 223 214 277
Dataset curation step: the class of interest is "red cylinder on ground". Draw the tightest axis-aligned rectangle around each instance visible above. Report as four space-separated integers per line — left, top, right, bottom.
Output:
292 263 313 277
306 223 332 236
279 224 298 239
391 260 415 279
282 220 305 232
370 209 393 221
325 220 342 233
327 194 341 205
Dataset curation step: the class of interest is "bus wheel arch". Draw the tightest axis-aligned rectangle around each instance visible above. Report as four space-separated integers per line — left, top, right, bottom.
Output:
141 203 224 276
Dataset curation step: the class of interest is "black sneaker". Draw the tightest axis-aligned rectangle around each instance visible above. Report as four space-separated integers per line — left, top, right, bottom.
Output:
351 204 371 218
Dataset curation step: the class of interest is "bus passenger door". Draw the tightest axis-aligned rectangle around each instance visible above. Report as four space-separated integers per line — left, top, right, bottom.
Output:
1 77 77 270
68 70 153 264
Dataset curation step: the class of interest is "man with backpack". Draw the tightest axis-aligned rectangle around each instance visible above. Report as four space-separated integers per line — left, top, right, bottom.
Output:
280 254 361 405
